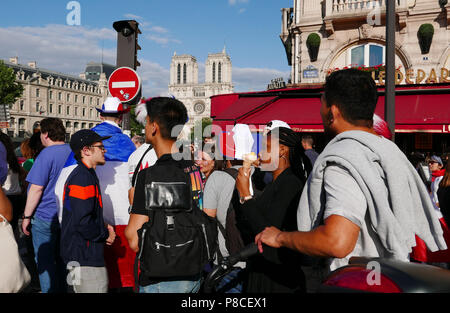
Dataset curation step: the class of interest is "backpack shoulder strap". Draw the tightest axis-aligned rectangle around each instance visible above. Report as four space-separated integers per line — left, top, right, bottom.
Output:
223 167 239 180
131 145 153 188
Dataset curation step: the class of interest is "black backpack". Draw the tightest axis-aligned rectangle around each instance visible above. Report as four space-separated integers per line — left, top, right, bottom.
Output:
217 168 259 258
135 160 218 280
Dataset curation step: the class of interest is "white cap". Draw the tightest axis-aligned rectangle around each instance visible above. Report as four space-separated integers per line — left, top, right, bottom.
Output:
264 120 291 135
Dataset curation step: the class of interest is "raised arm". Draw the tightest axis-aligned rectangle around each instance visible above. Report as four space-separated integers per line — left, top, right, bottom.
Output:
255 214 360 259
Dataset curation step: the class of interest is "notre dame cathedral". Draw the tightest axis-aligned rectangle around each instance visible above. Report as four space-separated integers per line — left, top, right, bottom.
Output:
168 48 234 136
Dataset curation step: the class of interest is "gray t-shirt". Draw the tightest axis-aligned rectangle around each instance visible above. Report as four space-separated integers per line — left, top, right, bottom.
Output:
203 166 254 268
323 164 398 272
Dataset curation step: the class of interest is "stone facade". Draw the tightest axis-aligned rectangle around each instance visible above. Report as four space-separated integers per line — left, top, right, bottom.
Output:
281 0 450 85
168 49 234 136
2 57 108 140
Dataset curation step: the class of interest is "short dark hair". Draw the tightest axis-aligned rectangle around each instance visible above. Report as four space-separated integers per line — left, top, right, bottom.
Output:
40 118 66 142
28 131 44 159
74 149 82 162
132 135 145 145
301 135 314 146
324 69 378 127
145 97 188 140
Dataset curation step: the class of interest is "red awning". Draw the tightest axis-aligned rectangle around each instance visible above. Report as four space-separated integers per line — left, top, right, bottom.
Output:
211 96 277 122
237 97 323 131
211 84 450 134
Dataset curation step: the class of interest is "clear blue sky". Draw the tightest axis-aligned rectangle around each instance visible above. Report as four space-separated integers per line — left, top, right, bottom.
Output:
0 0 293 96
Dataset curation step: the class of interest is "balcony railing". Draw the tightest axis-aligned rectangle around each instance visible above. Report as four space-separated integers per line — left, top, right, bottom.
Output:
325 0 407 17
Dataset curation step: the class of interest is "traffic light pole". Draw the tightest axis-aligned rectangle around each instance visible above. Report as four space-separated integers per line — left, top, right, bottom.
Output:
385 1 396 142
113 20 141 135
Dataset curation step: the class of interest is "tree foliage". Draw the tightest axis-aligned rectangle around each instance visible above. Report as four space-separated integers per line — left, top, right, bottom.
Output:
129 105 145 137
190 117 212 144
0 61 24 106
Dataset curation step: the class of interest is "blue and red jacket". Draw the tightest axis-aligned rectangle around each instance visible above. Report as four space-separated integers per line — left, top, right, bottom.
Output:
60 161 108 267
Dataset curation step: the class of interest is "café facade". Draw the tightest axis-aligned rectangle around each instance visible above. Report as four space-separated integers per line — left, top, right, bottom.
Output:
210 0 450 156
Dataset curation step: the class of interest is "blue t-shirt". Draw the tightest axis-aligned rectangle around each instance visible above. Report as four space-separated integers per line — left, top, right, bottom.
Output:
26 144 72 222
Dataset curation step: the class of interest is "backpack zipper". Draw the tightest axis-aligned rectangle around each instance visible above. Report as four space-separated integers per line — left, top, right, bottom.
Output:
155 242 171 250
138 228 147 259
201 224 211 260
150 182 187 185
175 240 193 247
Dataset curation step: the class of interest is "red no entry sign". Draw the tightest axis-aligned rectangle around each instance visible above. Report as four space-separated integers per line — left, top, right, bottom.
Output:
108 67 142 103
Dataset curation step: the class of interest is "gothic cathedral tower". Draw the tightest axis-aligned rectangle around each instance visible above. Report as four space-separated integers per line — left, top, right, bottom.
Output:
169 48 234 138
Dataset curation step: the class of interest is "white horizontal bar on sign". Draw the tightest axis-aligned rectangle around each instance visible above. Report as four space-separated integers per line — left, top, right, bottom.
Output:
112 81 136 88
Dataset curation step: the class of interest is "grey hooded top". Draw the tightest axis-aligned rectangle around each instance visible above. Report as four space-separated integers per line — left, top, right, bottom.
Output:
297 130 446 266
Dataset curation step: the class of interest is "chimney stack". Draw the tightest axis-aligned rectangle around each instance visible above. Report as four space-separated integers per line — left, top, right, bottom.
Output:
9 57 18 64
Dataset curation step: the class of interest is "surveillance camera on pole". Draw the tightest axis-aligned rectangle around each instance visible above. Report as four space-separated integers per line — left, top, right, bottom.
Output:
113 20 142 133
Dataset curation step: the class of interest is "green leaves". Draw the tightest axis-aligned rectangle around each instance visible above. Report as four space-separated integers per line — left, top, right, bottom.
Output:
0 61 23 106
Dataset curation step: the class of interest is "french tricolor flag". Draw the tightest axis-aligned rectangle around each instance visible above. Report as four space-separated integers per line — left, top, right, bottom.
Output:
55 122 136 226
55 122 137 288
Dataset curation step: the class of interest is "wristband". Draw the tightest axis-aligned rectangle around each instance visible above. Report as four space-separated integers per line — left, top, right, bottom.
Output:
22 215 33 220
239 195 253 204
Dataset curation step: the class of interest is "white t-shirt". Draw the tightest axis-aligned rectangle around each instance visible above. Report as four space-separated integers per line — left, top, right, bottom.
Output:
127 143 157 189
323 164 407 272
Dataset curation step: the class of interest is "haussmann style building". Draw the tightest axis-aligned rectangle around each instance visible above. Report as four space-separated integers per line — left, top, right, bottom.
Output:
211 0 450 156
2 57 112 141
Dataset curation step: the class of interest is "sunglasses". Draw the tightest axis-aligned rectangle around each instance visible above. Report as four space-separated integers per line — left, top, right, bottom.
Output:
90 145 106 152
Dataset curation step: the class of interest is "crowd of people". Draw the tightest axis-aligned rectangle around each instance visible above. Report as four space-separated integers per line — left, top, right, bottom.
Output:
0 68 449 294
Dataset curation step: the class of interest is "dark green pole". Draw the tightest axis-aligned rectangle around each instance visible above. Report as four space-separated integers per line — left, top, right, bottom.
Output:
385 0 396 142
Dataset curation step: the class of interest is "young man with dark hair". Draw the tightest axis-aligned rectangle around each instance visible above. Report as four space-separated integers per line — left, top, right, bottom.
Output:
125 97 205 293
21 118 72 293
256 69 446 288
61 130 116 293
55 97 136 291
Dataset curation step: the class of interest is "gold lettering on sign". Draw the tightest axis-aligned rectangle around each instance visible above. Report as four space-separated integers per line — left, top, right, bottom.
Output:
426 68 438 84
405 69 415 84
378 71 385 86
327 67 450 85
416 69 426 84
440 68 450 83
395 70 404 85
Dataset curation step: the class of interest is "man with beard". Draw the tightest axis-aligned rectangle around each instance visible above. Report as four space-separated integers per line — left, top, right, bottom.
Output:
255 69 446 286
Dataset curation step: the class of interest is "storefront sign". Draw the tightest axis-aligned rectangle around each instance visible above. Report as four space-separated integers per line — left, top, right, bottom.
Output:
267 77 286 90
328 66 450 85
376 67 450 85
